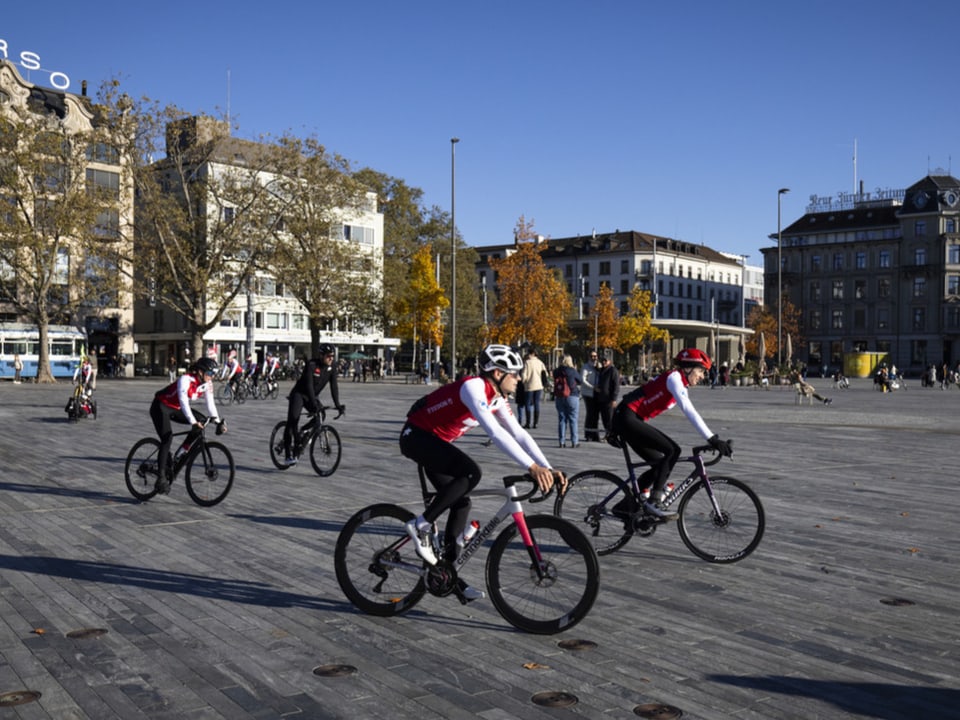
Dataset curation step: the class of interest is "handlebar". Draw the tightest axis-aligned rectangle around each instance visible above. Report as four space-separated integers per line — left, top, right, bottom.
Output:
503 472 563 503
692 439 732 466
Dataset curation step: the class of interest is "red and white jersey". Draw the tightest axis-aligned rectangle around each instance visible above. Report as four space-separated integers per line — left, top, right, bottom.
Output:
223 357 241 379
155 373 219 426
622 369 713 439
405 376 551 471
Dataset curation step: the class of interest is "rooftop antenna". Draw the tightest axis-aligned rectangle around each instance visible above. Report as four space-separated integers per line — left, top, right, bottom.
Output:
852 138 857 194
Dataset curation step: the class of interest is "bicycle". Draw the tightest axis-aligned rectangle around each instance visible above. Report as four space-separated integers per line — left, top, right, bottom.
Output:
268 404 343 476
64 383 97 421
124 419 234 506
554 439 764 563
216 377 246 404
334 468 600 635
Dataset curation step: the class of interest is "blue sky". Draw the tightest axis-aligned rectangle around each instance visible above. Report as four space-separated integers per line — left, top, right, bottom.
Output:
4 1 959 263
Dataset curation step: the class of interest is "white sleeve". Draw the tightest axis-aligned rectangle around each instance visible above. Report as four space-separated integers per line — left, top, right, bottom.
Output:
178 376 198 426
203 382 219 421
666 371 714 440
459 378 551 470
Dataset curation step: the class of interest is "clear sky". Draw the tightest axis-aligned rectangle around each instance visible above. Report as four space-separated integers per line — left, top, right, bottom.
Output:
4 1 959 263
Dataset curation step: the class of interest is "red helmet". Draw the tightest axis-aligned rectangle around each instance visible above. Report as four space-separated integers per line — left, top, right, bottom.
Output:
675 348 712 371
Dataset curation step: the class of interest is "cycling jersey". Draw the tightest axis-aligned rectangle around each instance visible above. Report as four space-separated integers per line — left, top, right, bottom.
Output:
264 357 280 378
73 363 93 387
291 357 341 407
223 358 241 380
621 369 713 439
155 373 219 427
406 376 550 471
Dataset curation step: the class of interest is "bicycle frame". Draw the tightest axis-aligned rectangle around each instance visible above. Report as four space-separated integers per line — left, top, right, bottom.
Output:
618 441 724 517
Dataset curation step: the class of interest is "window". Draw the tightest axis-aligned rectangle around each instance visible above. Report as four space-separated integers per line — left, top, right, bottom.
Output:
854 308 865 329
811 255 822 272
854 280 866 299
949 276 960 295
620 260 629 274
564 264 572 278
86 142 120 165
292 314 306 330
948 219 956 234
877 308 889 329
950 245 960 264
222 206 235 224
810 310 821 330
914 221 926 238
810 281 821 302
266 312 286 329
832 280 844 300
343 224 375 245
54 247 69 285
86 168 120 200
913 277 926 298
879 250 890 268
914 247 926 265
581 263 590 276
855 251 866 269
599 261 610 275
833 253 844 270
219 312 241 328
583 281 590 296
620 279 629 294
831 309 843 329
878 277 891 298
94 208 120 239
913 308 925 330
948 306 960 329
911 340 927 364
620 301 629 315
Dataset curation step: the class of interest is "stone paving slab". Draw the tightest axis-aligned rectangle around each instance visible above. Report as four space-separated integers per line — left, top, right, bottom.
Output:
0 375 957 719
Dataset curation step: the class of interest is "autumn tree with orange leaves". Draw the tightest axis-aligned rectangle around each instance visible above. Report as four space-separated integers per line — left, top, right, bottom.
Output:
617 286 668 352
392 243 448 350
746 296 801 365
488 219 570 350
589 283 619 351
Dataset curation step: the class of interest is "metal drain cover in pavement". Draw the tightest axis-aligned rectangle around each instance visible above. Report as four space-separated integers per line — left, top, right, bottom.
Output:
0 690 42 707
880 597 915 606
313 664 357 677
635 702 683 718
66 628 108 639
531 691 578 708
557 638 597 651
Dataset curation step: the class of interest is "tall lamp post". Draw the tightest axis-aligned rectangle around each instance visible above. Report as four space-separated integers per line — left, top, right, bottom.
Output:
740 254 749 328
450 137 460 376
777 188 790 368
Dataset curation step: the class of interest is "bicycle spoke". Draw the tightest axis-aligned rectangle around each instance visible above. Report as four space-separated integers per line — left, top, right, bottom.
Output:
185 441 234 507
554 470 633 556
309 426 341 477
677 477 765 563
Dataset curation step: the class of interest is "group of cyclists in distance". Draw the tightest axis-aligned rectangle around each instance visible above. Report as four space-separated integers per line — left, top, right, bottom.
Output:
143 341 730 603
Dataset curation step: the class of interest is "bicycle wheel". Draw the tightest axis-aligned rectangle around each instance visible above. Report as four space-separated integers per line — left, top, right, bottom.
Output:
309 425 342 477
124 437 161 501
677 476 765 563
234 383 247 404
184 441 235 507
335 503 426 617
269 421 290 470
267 382 280 400
486 514 600 634
554 470 634 556
216 383 232 404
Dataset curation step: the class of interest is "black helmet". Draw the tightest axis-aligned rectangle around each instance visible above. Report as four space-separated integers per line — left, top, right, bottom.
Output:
318 343 336 356
194 357 219 375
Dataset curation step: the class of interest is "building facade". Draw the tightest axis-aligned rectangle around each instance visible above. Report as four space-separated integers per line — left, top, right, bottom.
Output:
475 230 758 365
762 174 960 375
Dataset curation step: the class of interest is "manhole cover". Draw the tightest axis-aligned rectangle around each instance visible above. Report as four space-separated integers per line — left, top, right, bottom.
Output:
635 703 683 718
312 664 357 677
66 628 108 639
557 638 597 651
0 690 42 707
880 597 915 606
531 691 578 708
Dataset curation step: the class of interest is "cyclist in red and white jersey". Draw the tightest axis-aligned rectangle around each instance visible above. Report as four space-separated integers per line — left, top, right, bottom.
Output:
150 357 226 494
263 352 280 381
222 353 242 395
611 348 731 520
400 344 565 602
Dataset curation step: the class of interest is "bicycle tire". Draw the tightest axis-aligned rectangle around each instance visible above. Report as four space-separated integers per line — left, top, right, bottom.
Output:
267 382 280 400
268 421 290 470
309 425 342 477
676 476 765 563
334 503 426 617
486 514 599 634
125 437 161 501
234 383 247 404
184 441 235 507
554 470 634 556
216 384 232 404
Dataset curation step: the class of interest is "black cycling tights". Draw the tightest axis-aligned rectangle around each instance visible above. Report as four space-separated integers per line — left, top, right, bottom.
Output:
399 424 482 560
612 408 680 498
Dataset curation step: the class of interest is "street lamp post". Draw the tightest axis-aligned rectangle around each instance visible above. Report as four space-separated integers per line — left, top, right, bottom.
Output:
450 137 459 376
777 188 790 368
481 274 488 326
740 254 749 328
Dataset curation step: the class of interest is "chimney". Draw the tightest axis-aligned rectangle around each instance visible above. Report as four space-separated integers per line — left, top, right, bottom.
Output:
81 80 87 97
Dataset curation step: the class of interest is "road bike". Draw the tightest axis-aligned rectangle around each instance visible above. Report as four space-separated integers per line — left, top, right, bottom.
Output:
124 419 234 506
268 405 342 476
335 468 600 635
216 377 246 404
64 382 97 422
554 439 764 563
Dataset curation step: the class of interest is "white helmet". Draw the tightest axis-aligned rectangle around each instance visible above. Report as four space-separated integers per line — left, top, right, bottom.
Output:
480 344 523 373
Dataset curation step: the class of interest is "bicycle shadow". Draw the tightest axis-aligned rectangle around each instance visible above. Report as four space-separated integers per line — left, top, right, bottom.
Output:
0 554 349 611
708 674 960 720
0 479 134 504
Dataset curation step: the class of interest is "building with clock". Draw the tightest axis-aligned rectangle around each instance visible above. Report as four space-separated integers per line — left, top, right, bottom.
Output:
762 173 960 376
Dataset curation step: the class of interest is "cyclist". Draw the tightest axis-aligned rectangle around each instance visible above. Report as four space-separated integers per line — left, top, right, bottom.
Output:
263 352 280 385
283 343 344 466
244 353 259 389
610 348 731 520
73 356 94 398
150 357 226 494
222 352 242 396
400 343 565 603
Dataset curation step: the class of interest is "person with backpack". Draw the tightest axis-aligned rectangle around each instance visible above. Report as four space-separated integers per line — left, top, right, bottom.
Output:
552 354 582 448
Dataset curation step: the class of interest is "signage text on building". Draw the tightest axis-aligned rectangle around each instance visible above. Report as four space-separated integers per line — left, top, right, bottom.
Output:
0 39 71 90
806 187 905 213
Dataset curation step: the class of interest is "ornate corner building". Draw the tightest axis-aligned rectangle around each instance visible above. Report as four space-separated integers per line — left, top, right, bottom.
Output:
765 174 960 374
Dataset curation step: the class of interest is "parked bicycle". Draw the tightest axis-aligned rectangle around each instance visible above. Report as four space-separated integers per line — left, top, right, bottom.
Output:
335 469 600 634
64 382 97 421
268 404 343 476
124 419 234 506
554 440 764 563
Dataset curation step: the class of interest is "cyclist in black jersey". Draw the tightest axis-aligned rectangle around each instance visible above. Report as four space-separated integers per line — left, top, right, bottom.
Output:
282 343 344 465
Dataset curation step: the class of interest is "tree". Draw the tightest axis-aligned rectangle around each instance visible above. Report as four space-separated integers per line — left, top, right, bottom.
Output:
589 283 619 351
488 218 571 350
392 243 448 356
747 296 801 366
127 108 281 361
265 136 380 356
0 85 131 382
617 285 668 354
